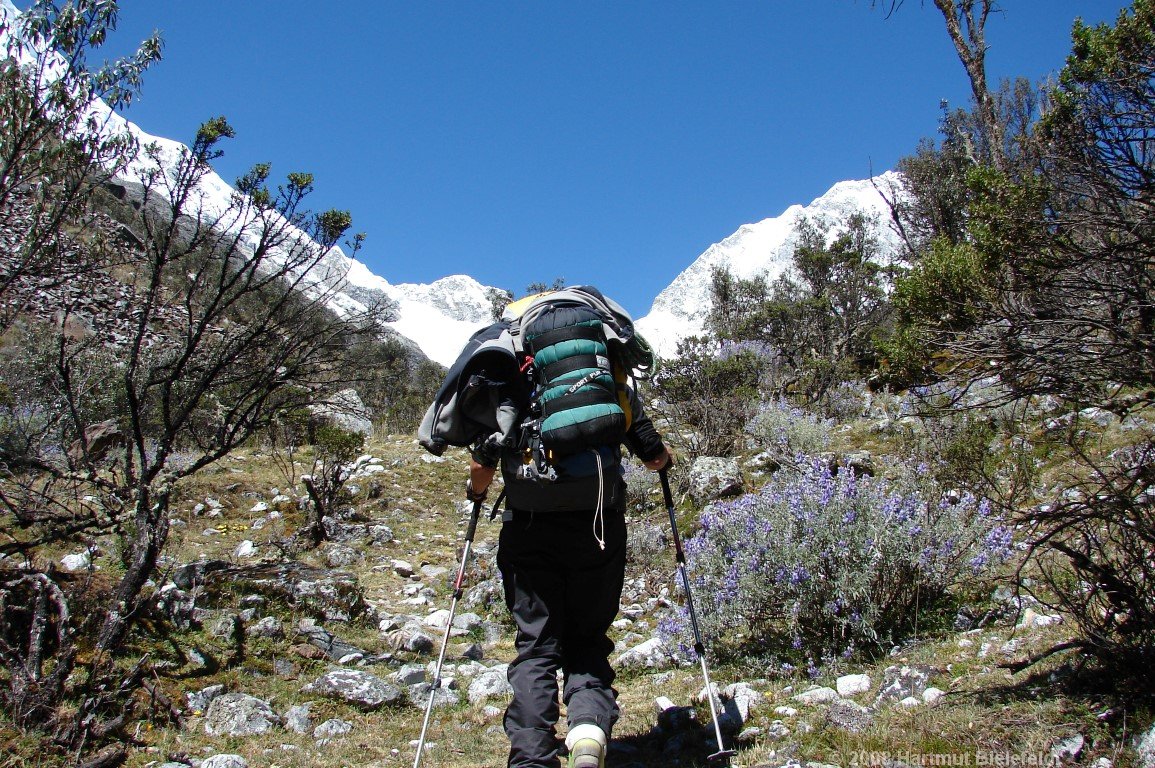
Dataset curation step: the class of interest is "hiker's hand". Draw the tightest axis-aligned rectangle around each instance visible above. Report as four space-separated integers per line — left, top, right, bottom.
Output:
468 459 496 502
644 446 673 472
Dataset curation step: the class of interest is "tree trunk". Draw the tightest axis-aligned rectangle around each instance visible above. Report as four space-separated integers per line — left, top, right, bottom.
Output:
933 0 1006 171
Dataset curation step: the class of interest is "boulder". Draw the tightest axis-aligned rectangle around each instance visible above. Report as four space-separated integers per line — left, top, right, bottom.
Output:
792 686 840 706
825 698 874 733
178 561 370 623
614 637 675 671
688 457 745 504
308 388 373 437
836 673 871 698
408 681 460 709
468 664 513 704
301 669 403 710
722 682 763 724
313 718 354 739
68 419 126 463
203 693 281 736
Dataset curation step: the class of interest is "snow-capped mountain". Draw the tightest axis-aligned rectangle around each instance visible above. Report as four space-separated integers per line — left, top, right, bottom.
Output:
0 0 496 368
636 174 904 358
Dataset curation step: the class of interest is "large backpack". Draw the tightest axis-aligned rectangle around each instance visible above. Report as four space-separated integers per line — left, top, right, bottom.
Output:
418 286 654 468
507 287 653 459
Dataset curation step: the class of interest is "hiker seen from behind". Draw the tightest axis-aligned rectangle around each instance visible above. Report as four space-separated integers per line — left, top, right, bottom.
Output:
419 286 672 768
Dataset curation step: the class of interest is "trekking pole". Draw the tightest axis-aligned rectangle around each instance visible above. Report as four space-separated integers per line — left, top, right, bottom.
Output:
659 467 737 765
413 496 483 768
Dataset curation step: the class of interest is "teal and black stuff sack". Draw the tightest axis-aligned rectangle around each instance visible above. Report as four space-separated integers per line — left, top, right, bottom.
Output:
523 303 626 455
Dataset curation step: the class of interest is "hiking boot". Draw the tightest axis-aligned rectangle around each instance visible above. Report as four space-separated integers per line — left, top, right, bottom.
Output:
565 723 606 768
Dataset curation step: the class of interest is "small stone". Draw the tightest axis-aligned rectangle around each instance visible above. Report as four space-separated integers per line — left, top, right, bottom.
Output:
468 665 513 704
313 718 353 739
395 664 426 686
922 687 946 705
766 720 791 740
282 703 312 734
248 617 284 639
291 643 328 660
792 686 839 706
60 552 91 571
1050 735 1084 764
204 693 281 736
836 673 871 698
201 756 247 768
826 698 873 733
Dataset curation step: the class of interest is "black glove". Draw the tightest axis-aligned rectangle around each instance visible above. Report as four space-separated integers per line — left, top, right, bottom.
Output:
466 480 487 503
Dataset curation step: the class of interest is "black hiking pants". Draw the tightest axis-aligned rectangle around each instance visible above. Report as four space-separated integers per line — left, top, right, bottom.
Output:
497 505 626 768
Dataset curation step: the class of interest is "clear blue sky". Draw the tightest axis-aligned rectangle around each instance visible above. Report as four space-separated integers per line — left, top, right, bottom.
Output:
90 1 1126 319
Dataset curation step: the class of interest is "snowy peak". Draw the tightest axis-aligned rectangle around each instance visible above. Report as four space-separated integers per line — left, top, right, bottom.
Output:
0 2 499 369
636 173 902 358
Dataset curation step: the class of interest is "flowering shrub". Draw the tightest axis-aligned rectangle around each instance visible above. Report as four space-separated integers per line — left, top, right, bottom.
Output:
747 399 832 463
819 380 868 423
659 455 1013 663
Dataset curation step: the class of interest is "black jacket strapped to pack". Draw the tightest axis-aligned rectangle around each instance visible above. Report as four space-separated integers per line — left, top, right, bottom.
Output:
417 286 663 513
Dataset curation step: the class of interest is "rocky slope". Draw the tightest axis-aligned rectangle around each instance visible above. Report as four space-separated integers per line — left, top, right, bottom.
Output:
61 431 1149 768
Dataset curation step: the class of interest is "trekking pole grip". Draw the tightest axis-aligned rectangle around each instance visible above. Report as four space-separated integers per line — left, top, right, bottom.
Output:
659 467 687 565
464 498 482 542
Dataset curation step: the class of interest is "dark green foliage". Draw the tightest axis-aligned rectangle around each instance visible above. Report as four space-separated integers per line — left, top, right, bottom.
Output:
886 1 1155 685
648 335 765 458
525 277 567 294
705 213 892 406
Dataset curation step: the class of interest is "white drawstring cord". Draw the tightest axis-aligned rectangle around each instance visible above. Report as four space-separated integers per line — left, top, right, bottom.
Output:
591 449 606 551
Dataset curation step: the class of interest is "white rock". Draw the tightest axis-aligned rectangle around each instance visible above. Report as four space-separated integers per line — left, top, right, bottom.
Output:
467 665 513 704
836 673 871 698
1139 723 1155 768
250 502 269 513
922 687 946 705
234 540 257 558
613 638 675 670
60 552 91 571
424 609 452 629
774 706 798 717
792 686 839 706
201 756 248 768
393 559 416 577
897 696 921 708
